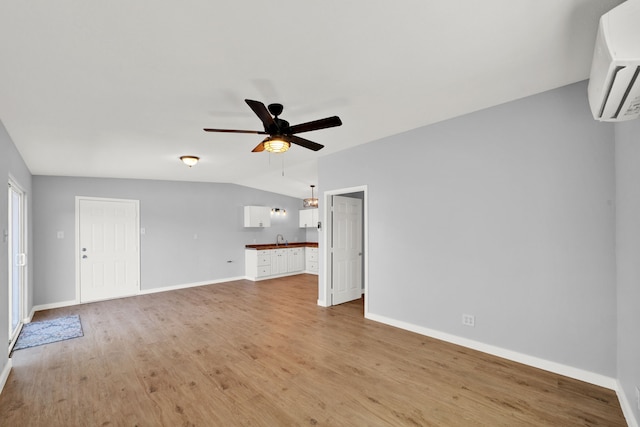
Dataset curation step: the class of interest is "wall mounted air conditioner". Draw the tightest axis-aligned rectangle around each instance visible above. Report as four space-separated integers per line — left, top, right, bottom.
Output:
588 0 640 122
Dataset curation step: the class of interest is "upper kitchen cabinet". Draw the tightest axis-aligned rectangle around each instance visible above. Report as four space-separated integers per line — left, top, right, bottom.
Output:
299 208 318 228
244 206 271 228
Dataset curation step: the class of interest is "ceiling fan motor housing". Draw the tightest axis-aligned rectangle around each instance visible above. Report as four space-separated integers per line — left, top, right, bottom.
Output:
271 118 290 134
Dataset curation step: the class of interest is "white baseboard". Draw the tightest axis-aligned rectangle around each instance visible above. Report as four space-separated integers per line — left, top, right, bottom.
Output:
617 381 640 427
21 308 35 325
365 312 618 391
31 299 78 314
31 277 245 313
245 271 309 281
138 276 245 295
0 358 12 396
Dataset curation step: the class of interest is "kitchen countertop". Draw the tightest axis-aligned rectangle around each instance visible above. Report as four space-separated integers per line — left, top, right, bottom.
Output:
245 242 318 250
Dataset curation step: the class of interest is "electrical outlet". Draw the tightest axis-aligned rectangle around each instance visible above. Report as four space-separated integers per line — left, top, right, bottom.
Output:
462 314 475 327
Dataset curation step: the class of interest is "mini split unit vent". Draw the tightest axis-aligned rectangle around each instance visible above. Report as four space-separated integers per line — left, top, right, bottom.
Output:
588 0 640 122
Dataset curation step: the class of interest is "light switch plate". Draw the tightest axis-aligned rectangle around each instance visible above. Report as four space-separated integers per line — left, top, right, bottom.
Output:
462 314 475 327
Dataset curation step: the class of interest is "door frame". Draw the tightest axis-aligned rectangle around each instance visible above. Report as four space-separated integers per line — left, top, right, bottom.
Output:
75 196 141 303
7 176 28 348
319 185 368 314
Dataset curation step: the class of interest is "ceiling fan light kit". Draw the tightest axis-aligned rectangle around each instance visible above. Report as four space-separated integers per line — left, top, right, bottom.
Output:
204 99 342 153
180 155 199 167
262 137 291 153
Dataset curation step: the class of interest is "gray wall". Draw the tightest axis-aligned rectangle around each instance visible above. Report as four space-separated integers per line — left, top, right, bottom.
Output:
318 81 618 378
32 177 306 305
304 225 319 243
0 119 33 380
615 118 640 422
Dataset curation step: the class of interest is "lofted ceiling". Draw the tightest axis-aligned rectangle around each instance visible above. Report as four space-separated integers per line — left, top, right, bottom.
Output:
0 0 624 199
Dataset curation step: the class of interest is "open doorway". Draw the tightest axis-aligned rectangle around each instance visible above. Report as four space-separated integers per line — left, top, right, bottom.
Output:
320 186 368 315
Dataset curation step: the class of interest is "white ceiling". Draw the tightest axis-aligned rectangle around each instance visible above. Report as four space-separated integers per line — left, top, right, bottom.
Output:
0 0 624 199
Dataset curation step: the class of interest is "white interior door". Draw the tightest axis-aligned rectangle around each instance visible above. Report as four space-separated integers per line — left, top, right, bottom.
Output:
8 180 26 344
331 195 362 305
78 198 140 303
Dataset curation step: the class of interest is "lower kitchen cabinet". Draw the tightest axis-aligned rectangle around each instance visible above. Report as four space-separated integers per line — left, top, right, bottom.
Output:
245 250 271 279
270 249 288 275
305 247 318 274
288 247 305 272
245 245 317 281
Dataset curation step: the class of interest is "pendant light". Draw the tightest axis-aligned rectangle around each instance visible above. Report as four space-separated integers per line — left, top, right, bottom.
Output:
303 185 318 208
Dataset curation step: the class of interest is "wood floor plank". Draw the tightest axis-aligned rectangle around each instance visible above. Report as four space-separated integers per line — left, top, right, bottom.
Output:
0 274 627 426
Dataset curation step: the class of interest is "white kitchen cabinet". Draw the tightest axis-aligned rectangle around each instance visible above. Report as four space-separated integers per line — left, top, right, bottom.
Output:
270 249 288 275
287 247 305 272
305 247 318 274
299 208 318 228
245 245 313 280
245 250 272 279
244 206 271 228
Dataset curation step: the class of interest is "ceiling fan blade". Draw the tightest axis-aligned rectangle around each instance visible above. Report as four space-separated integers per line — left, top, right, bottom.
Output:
285 135 324 151
203 128 268 134
245 99 276 130
288 116 342 134
251 140 266 152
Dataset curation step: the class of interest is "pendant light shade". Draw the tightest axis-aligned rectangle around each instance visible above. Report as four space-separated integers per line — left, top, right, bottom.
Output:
303 185 318 208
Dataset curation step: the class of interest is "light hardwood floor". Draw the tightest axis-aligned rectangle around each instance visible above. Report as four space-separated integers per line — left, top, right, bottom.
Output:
0 274 626 426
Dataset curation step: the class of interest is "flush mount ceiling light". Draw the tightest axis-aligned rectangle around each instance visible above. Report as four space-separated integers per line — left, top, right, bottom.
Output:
262 137 291 153
303 184 318 208
180 155 199 167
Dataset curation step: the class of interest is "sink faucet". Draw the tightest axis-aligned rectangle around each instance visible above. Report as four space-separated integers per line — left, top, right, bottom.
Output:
276 234 285 246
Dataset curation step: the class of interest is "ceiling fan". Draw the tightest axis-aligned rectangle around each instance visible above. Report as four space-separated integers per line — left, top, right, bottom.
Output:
204 99 342 153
